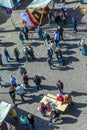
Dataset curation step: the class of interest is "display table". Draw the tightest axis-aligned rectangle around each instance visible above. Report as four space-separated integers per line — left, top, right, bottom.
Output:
40 93 72 112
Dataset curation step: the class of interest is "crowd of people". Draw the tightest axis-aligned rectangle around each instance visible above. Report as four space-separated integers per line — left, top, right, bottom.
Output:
0 1 85 129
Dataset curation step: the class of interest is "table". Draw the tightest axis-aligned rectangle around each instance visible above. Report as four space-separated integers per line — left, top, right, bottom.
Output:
40 93 72 112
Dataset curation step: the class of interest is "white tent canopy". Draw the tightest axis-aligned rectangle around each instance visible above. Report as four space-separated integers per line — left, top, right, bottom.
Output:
0 0 20 8
0 101 12 126
28 0 53 8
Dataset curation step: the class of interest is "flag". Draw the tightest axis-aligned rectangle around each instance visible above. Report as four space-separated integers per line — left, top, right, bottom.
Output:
20 12 33 26
5 122 16 130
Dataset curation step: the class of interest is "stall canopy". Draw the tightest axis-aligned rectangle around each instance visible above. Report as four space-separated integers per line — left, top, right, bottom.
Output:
0 0 21 8
0 101 12 126
26 0 53 26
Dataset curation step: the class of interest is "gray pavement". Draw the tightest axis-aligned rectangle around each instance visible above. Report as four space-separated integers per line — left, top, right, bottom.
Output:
0 0 87 130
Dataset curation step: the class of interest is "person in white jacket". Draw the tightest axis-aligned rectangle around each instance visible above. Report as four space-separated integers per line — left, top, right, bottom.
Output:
16 84 25 101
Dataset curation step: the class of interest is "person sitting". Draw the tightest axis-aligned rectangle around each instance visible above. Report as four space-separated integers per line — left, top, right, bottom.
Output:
56 93 64 103
46 102 52 112
38 102 47 116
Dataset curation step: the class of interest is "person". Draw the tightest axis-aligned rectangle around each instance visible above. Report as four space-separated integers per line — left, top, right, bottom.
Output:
27 114 35 129
3 47 11 62
80 45 87 56
55 48 63 59
38 102 47 116
36 26 44 41
0 53 4 66
78 38 85 47
44 31 50 46
61 3 67 12
9 108 17 120
27 45 35 60
50 40 56 53
14 47 20 62
47 56 53 69
47 46 53 60
54 14 62 27
55 48 63 65
56 80 64 94
60 11 67 25
54 31 60 44
49 109 61 123
23 25 29 40
20 115 29 130
19 30 25 46
10 75 17 87
9 86 16 105
22 73 30 88
33 75 41 90
19 66 27 76
16 84 25 101
46 102 52 112
56 93 64 102
23 47 29 62
59 26 64 40
72 17 77 32
47 11 51 25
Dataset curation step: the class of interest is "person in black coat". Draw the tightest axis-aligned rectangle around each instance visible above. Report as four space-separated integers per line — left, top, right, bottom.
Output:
33 75 41 90
28 114 35 129
9 87 16 105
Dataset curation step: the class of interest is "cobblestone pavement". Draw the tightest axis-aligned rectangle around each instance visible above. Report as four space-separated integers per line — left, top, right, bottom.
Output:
0 0 87 130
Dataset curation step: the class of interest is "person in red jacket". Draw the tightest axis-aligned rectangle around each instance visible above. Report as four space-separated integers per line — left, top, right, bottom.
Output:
22 73 30 88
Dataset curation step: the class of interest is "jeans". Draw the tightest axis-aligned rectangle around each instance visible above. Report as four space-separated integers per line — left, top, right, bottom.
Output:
20 94 24 101
6 55 10 62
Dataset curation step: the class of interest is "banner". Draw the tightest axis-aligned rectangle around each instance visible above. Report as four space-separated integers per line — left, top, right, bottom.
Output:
5 122 16 130
20 12 33 26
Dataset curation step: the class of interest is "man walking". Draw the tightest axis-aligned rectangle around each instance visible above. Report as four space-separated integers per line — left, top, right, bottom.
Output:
16 84 25 101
